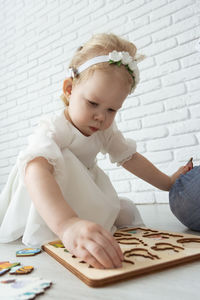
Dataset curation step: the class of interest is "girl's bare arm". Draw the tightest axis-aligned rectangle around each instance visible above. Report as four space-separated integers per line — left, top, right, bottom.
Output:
25 157 123 269
122 152 190 191
25 157 79 237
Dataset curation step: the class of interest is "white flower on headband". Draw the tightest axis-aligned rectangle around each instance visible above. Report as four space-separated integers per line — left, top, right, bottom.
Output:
109 50 122 62
128 60 137 72
121 51 132 65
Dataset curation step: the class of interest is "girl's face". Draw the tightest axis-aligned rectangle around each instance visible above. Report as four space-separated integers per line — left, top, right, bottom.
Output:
64 69 130 136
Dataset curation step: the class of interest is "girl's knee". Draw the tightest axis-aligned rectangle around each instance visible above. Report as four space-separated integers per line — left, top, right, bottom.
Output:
114 198 144 228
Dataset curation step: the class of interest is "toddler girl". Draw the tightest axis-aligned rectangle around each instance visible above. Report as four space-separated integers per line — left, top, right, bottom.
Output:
0 33 190 269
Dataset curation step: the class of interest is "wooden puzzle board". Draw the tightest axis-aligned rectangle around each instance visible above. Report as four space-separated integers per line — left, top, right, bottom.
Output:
42 227 200 287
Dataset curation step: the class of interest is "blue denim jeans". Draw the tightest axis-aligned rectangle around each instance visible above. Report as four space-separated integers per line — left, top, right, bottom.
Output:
169 166 200 231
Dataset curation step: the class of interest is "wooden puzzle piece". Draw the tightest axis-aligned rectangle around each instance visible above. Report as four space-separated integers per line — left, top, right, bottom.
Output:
120 227 158 235
114 231 147 246
143 232 183 239
0 277 52 299
142 233 168 240
123 248 160 264
9 265 34 275
177 237 200 248
16 248 41 257
0 268 9 276
0 262 20 276
0 262 20 269
49 241 65 248
151 242 184 253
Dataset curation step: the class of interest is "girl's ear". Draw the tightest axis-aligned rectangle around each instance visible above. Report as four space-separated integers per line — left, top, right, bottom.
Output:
63 78 73 96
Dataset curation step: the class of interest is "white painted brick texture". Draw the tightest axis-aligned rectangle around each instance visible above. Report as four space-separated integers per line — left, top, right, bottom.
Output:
0 0 200 205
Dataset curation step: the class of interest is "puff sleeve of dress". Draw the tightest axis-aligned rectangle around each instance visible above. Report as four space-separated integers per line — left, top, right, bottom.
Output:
100 121 137 166
17 113 73 185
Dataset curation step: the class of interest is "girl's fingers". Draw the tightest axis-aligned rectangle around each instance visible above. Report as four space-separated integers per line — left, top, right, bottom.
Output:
75 247 105 269
85 240 117 269
100 229 124 262
62 220 124 269
183 165 191 174
92 232 122 268
178 166 188 175
186 157 193 169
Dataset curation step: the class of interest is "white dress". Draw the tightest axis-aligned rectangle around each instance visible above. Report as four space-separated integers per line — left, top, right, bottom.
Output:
0 110 144 247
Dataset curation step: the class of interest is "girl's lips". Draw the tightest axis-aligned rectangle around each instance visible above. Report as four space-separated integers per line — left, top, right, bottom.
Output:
89 126 99 132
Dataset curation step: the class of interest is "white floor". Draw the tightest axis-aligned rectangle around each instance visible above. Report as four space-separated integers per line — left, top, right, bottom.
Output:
1 204 200 300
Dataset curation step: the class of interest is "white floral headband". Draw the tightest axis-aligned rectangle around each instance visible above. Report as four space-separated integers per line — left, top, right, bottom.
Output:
67 50 143 94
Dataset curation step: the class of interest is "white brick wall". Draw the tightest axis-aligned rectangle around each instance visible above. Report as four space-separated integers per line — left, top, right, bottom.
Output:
0 0 200 204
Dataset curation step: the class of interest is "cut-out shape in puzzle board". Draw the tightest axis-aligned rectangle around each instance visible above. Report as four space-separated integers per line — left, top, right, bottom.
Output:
42 227 200 287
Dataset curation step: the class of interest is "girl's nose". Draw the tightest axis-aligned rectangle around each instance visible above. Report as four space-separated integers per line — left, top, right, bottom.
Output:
94 111 106 122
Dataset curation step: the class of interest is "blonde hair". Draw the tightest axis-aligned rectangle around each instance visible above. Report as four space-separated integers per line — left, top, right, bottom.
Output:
61 33 139 106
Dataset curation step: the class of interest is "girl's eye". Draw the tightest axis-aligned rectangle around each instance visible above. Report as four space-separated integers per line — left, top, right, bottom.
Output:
88 101 98 106
108 108 116 113
88 100 116 112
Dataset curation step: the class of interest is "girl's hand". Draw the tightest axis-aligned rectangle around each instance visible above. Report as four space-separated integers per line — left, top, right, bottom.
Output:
61 218 124 269
170 158 193 186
